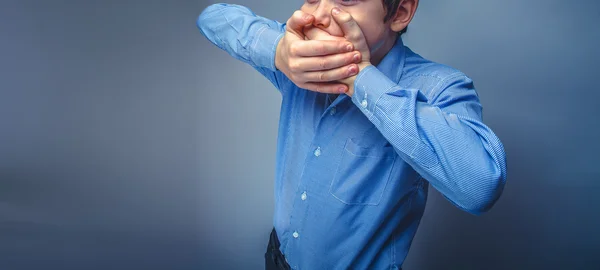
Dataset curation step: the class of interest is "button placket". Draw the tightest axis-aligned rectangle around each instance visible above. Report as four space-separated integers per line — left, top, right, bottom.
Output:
330 106 337 115
360 90 368 109
361 99 368 108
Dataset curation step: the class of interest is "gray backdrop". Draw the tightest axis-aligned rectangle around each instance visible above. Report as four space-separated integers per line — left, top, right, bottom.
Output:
1 0 599 269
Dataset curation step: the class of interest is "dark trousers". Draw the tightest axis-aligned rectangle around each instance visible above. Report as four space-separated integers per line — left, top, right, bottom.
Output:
265 228 291 270
264 229 404 270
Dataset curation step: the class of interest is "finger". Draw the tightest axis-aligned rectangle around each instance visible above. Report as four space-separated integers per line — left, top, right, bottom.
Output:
302 82 348 94
286 10 314 36
304 63 359 82
331 8 368 50
291 40 354 57
293 51 361 71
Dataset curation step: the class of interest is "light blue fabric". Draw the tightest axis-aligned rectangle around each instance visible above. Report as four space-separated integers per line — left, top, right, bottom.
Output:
198 4 507 269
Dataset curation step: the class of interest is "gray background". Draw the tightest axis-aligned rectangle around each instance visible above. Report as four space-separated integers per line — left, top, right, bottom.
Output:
1 0 599 269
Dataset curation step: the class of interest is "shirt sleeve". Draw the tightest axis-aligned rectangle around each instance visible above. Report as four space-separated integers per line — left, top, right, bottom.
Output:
352 65 507 215
196 4 288 92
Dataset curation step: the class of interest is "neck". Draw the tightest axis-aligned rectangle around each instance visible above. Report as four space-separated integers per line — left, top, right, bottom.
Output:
370 34 399 66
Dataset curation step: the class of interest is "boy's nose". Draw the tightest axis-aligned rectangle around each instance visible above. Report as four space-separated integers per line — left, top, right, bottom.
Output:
312 3 332 28
310 2 343 36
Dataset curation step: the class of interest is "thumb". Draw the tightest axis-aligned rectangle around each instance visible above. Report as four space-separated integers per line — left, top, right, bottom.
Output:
286 10 314 37
331 7 370 59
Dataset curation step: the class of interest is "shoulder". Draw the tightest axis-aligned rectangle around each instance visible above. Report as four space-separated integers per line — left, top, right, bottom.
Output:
400 46 474 100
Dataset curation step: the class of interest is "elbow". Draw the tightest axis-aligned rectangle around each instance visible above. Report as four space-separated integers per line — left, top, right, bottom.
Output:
456 172 506 216
460 193 500 216
197 3 226 32
445 136 507 215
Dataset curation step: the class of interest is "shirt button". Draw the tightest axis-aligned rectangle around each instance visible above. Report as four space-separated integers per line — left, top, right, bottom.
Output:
361 99 368 108
301 191 307 201
314 147 321 157
293 231 299 238
330 107 337 115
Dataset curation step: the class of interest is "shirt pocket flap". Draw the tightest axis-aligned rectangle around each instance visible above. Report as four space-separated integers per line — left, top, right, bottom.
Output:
344 138 396 159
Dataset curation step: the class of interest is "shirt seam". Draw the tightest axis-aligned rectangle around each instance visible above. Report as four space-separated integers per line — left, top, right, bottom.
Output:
428 72 469 102
251 25 268 66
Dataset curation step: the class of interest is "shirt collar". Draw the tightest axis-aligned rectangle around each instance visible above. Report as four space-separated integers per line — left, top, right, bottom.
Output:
375 35 406 84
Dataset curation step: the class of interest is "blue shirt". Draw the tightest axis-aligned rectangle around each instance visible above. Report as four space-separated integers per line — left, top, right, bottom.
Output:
197 4 507 269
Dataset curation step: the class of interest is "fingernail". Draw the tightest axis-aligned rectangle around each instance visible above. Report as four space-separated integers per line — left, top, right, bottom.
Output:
348 65 357 75
353 53 360 62
346 44 353 52
332 8 340 15
338 87 346 93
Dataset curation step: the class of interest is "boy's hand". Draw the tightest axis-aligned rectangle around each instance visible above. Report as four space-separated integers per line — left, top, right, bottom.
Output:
330 8 373 97
275 10 362 94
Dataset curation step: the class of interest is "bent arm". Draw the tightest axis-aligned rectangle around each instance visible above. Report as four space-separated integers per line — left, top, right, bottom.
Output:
353 66 507 215
197 3 287 90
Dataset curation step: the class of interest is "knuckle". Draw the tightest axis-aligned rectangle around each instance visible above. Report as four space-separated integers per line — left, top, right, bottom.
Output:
289 43 299 55
318 71 327 81
319 59 327 69
341 13 352 22
289 60 300 72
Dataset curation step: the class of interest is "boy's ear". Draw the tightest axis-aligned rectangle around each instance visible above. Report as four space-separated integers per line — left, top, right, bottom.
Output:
390 0 419 33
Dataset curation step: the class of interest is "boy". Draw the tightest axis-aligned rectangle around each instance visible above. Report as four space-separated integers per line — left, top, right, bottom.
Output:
197 1 507 269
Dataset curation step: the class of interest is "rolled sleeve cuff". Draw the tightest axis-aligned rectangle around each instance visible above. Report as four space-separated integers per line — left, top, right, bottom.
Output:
351 65 397 119
252 26 285 71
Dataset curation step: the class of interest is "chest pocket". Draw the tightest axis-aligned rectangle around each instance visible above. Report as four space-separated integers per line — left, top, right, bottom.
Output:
329 138 398 206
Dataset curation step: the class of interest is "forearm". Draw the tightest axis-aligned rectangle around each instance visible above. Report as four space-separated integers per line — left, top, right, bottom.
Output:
197 4 284 70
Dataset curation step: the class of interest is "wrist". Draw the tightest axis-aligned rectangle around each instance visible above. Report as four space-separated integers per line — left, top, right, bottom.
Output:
274 38 284 71
358 62 372 72
345 62 372 97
